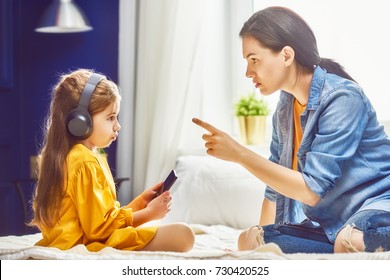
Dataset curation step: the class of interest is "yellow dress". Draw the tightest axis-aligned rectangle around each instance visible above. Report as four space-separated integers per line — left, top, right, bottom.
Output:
35 144 157 251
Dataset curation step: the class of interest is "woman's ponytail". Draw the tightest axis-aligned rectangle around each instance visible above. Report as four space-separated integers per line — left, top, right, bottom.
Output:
318 57 356 82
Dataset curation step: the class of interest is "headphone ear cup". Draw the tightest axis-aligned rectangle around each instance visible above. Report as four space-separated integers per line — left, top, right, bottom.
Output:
67 108 93 139
66 72 105 139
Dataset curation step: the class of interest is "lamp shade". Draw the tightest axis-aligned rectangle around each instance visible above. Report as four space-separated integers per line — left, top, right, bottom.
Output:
35 0 92 33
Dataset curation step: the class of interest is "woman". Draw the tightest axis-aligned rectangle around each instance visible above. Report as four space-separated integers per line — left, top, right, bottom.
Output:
193 6 390 253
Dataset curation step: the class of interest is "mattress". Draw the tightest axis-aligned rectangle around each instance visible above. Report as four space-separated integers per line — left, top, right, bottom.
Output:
1 224 389 260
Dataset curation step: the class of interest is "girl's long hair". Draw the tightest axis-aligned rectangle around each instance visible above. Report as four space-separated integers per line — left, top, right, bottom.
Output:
239 6 355 82
30 69 120 228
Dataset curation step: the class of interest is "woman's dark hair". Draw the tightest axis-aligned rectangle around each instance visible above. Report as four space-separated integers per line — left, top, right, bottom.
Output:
240 6 355 82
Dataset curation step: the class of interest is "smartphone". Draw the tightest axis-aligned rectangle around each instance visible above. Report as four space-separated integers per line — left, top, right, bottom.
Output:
161 169 178 193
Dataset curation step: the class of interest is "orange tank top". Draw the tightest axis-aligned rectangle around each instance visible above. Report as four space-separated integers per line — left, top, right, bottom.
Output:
292 98 306 170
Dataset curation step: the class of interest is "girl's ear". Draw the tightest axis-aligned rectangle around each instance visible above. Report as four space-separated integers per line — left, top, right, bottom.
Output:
281 46 295 66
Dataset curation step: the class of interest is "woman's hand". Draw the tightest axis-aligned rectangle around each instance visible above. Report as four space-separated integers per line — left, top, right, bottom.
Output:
192 118 245 163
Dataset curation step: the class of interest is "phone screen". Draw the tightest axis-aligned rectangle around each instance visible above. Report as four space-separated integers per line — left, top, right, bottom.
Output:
162 169 177 193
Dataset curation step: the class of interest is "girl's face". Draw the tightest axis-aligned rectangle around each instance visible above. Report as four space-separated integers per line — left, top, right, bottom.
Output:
82 101 121 150
242 36 290 95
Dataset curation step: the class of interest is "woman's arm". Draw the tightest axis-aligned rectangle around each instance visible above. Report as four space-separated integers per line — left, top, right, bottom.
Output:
237 146 320 206
259 197 276 226
192 118 320 206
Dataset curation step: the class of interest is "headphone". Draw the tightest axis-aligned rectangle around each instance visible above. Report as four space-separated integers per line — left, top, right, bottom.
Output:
66 73 106 139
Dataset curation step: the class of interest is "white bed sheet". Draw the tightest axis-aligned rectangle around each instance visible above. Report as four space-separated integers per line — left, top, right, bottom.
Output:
1 224 389 260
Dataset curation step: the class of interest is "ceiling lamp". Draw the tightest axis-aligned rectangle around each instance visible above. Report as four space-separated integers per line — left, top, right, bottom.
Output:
35 0 92 33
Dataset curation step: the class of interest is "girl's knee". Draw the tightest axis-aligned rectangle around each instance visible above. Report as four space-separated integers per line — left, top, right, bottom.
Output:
173 223 195 252
145 223 195 252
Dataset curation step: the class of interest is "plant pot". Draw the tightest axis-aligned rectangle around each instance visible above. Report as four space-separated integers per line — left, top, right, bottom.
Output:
237 115 266 145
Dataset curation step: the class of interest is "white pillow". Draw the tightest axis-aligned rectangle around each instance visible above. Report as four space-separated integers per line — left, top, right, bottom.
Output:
161 155 265 229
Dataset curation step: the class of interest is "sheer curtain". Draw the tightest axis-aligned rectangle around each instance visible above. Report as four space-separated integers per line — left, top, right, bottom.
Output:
117 0 137 203
117 0 253 201
133 0 206 197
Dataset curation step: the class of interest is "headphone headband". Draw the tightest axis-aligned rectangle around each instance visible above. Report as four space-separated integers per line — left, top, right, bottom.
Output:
77 73 106 109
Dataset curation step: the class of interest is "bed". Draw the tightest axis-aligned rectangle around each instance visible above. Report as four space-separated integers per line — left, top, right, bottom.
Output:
1 155 390 260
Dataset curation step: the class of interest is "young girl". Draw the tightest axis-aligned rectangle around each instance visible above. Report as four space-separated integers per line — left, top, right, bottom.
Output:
193 6 390 253
31 69 194 252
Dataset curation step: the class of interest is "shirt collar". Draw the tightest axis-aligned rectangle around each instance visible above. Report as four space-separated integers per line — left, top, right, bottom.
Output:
278 66 326 110
306 66 326 110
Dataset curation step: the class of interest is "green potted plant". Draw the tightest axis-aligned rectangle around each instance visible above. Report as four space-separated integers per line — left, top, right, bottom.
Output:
234 92 269 145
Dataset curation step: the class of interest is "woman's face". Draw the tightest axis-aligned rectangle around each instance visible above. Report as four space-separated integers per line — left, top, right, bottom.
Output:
242 36 289 95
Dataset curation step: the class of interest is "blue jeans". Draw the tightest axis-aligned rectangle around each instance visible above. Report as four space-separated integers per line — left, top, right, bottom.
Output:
262 210 390 253
344 210 390 252
262 220 333 253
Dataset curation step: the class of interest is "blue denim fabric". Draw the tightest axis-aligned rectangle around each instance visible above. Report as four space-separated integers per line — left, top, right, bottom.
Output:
344 210 390 252
265 66 390 243
262 221 333 253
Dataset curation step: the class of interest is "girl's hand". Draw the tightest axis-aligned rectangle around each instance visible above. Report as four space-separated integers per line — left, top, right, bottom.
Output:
142 182 164 203
192 118 244 163
126 182 163 211
145 191 172 220
132 192 172 227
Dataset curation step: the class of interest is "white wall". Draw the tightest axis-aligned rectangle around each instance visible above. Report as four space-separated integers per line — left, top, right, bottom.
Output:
254 0 390 122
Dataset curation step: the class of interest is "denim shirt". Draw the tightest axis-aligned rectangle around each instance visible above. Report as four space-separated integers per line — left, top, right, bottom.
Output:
265 66 390 243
